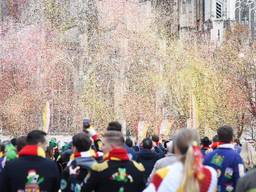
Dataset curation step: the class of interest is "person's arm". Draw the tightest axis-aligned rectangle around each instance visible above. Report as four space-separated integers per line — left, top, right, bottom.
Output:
52 162 60 192
148 160 160 183
233 156 245 190
60 166 71 192
0 165 11 192
235 176 247 192
82 170 99 192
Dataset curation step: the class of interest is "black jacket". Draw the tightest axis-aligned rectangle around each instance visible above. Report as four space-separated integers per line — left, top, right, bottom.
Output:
136 149 160 180
1 156 60 192
84 160 146 192
60 154 96 192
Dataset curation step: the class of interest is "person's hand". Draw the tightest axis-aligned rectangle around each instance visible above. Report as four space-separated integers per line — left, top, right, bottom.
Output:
69 166 80 175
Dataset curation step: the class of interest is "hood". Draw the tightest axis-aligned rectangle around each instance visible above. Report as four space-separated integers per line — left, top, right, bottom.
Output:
75 156 96 169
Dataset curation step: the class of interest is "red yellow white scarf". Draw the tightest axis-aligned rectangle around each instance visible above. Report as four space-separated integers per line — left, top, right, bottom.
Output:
19 145 46 158
105 148 129 161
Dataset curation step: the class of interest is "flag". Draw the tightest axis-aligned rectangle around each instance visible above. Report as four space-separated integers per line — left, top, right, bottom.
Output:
43 101 50 133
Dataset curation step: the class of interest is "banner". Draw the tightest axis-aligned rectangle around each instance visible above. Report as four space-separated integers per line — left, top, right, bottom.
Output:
43 101 50 133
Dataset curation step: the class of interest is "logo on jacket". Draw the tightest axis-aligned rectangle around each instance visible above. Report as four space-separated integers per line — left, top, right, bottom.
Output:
111 168 133 183
25 170 44 192
210 154 224 167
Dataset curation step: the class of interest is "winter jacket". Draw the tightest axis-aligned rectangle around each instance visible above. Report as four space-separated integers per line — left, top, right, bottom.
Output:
60 151 97 192
0 145 60 192
125 144 137 160
148 153 177 182
236 169 256 192
204 144 245 192
144 161 217 192
83 148 146 192
136 149 160 180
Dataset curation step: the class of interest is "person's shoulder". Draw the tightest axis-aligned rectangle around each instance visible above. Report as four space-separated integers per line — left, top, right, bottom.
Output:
4 158 20 168
91 161 109 172
244 169 256 178
131 160 145 172
203 150 216 160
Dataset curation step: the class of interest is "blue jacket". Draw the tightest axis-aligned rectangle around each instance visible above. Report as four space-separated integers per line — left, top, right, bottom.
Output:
136 149 160 180
125 145 137 160
203 144 244 192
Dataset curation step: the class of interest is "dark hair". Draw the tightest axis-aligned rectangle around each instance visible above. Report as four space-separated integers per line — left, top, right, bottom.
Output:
163 140 170 149
217 125 234 143
125 138 133 147
212 135 219 142
26 130 47 145
16 136 27 152
0 144 5 152
201 137 211 146
83 119 91 130
142 138 153 149
152 135 159 143
72 133 92 152
11 138 17 146
103 131 124 147
107 121 122 132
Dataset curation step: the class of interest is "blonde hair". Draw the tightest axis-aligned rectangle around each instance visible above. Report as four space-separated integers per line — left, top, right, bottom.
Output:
173 128 200 192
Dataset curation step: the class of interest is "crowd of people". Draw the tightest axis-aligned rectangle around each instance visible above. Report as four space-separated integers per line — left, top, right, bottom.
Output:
0 120 255 192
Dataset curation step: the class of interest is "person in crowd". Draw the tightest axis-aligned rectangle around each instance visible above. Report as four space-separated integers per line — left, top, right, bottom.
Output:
16 136 27 153
204 125 244 192
0 143 5 187
236 169 256 192
201 136 212 156
82 119 103 161
148 140 177 182
83 118 99 143
0 130 60 192
144 128 217 192
152 135 165 158
59 142 73 170
107 121 137 160
240 141 256 171
211 135 221 150
83 131 146 192
107 121 122 132
234 139 242 154
125 137 137 160
0 144 5 173
60 133 97 192
136 138 160 180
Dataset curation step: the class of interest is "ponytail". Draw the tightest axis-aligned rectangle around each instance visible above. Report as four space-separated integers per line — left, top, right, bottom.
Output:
179 143 203 192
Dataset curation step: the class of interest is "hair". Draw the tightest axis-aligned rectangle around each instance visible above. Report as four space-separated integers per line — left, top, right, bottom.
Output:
217 125 234 143
83 119 91 130
16 136 27 152
212 135 219 142
0 144 5 153
26 130 47 145
234 138 241 145
107 121 122 132
125 138 133 148
201 136 211 147
152 135 160 143
173 128 200 192
72 133 92 152
142 138 153 149
10 138 17 146
103 131 124 148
